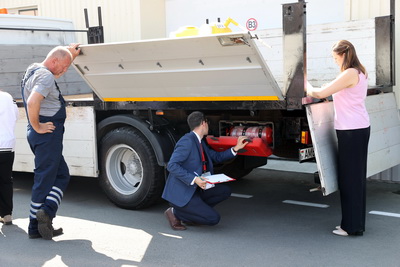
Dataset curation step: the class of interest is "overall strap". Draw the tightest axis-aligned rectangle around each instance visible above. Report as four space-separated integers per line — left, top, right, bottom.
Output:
20 67 42 108
54 81 65 106
20 67 65 123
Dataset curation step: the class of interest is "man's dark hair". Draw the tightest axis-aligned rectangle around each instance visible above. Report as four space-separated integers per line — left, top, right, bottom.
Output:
187 111 205 131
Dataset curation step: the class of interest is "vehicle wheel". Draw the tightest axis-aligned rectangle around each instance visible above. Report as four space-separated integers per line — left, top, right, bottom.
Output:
99 127 164 209
214 156 255 179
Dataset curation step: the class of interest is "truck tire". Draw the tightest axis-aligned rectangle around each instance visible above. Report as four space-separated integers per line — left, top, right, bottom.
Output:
99 126 164 209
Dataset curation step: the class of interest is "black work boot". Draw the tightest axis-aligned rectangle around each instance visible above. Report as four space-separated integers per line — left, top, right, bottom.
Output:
36 209 53 240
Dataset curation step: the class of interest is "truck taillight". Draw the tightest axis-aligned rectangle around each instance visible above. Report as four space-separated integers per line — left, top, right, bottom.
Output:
301 131 311 144
229 126 273 145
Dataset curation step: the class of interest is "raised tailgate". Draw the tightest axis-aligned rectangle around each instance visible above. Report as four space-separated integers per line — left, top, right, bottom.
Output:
73 32 283 102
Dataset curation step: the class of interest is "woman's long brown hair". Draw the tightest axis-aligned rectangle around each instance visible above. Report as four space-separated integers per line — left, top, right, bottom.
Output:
332 40 366 75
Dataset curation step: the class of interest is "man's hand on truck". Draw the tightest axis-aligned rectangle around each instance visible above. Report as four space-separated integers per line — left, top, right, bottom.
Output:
66 43 81 61
233 136 250 153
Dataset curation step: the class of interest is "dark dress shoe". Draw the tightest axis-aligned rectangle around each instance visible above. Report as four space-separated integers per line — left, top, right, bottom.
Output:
164 207 186 231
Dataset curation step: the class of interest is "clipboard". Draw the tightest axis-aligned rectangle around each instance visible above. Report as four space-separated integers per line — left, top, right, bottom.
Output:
202 173 236 184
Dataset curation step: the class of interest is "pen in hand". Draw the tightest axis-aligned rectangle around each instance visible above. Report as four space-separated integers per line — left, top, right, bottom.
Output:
194 172 208 190
194 172 205 181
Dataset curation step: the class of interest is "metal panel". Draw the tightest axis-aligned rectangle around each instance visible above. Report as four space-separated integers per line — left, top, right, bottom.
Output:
370 165 400 182
256 19 377 91
282 1 306 109
366 93 400 177
375 16 394 87
73 32 283 101
14 106 98 177
305 101 338 196
306 93 400 196
0 44 92 99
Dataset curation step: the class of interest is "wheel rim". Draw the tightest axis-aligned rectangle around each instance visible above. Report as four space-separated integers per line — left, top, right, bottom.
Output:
106 144 144 195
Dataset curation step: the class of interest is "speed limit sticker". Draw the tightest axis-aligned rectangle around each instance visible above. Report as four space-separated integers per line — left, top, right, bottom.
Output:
246 18 258 31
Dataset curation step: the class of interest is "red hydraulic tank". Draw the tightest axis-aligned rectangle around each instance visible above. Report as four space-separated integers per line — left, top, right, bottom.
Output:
206 135 273 157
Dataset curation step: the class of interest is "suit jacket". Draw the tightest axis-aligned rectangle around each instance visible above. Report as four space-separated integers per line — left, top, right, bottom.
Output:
162 131 235 207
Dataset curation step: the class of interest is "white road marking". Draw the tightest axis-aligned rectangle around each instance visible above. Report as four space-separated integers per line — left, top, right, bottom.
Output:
231 193 253 199
283 200 329 208
159 233 183 239
369 211 400 218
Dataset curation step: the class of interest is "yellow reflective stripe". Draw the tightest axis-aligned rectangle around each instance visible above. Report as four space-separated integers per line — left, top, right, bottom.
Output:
102 96 280 102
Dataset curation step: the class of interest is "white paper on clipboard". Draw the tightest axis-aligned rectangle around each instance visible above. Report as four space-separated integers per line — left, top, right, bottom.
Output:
203 173 236 184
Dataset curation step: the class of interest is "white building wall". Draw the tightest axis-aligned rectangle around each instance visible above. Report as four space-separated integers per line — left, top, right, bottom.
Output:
345 0 391 20
165 0 346 35
0 0 166 43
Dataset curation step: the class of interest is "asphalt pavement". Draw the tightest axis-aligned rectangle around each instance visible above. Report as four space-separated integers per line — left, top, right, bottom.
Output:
1 166 400 267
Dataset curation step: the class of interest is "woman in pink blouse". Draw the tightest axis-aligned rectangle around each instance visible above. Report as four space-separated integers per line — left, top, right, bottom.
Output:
307 40 370 237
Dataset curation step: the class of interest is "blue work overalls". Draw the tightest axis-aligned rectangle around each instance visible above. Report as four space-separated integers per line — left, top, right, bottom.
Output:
21 67 70 235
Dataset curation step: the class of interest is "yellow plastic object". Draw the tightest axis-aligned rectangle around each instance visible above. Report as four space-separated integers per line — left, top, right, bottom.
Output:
211 24 232 34
224 17 239 28
211 17 239 34
171 17 240 37
172 26 199 37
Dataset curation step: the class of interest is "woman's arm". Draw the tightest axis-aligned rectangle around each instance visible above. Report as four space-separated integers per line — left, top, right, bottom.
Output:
307 68 359 99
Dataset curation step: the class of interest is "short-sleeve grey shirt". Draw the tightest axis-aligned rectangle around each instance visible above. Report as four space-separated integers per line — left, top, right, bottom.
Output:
23 63 61 117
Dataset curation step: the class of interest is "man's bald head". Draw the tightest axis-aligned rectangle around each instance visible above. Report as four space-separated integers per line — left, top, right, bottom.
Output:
43 46 73 78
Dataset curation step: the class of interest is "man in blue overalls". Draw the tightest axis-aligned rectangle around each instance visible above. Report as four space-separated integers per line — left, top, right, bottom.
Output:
21 44 80 240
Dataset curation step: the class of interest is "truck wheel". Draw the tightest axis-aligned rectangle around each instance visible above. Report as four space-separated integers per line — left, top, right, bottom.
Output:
99 127 164 209
215 156 254 179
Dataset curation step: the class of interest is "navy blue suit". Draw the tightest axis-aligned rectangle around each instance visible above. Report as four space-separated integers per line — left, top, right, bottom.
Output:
162 132 235 225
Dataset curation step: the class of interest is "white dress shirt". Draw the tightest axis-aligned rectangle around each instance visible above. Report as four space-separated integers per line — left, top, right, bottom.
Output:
0 91 19 151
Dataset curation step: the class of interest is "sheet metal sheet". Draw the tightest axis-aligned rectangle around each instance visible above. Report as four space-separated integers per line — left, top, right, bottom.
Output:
73 33 283 101
14 106 98 177
306 93 400 196
306 101 338 196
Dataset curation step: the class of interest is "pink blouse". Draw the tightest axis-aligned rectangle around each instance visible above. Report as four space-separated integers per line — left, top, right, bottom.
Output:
332 72 370 130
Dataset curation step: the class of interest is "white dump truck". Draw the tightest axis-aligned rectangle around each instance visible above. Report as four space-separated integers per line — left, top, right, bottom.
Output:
2 1 399 209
